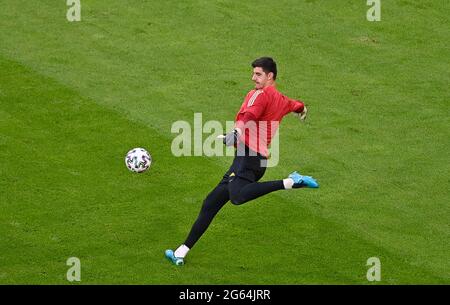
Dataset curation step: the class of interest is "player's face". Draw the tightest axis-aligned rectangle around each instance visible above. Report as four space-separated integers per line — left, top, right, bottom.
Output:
252 67 271 89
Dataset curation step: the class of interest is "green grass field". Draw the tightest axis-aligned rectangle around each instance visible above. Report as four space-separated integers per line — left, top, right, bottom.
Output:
0 0 448 284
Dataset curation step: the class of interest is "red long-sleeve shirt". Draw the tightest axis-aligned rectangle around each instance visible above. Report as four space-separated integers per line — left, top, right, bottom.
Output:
234 85 304 157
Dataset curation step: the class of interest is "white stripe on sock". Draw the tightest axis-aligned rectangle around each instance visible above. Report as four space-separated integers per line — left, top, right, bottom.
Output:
174 244 190 258
283 178 294 189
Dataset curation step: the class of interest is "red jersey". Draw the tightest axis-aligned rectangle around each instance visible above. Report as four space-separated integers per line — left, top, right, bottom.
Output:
234 85 304 157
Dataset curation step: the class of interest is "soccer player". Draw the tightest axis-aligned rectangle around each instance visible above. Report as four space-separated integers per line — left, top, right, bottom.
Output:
165 57 319 266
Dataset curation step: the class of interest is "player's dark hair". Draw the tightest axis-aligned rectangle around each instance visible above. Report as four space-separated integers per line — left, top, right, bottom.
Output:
251 57 277 80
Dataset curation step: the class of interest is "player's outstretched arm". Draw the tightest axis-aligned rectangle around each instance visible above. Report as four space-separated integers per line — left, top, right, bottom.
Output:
293 105 307 122
285 94 307 122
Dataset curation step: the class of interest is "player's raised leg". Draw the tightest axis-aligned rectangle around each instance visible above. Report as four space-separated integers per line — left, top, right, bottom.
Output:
228 171 319 205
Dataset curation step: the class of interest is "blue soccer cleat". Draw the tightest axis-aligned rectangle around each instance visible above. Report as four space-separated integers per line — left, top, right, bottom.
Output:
165 249 184 266
289 171 319 188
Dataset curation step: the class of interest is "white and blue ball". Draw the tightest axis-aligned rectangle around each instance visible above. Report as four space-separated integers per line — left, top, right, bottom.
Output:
125 147 152 173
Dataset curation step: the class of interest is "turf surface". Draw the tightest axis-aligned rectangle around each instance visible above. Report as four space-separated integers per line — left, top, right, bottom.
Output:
0 0 448 284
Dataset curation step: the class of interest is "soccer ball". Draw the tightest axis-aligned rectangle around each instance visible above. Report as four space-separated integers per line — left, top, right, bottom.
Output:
125 147 152 173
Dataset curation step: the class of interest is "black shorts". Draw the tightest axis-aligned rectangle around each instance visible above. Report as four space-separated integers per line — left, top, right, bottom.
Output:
220 144 268 184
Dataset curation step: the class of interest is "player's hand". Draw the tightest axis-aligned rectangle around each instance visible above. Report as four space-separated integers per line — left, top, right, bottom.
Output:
219 128 241 146
294 106 307 122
